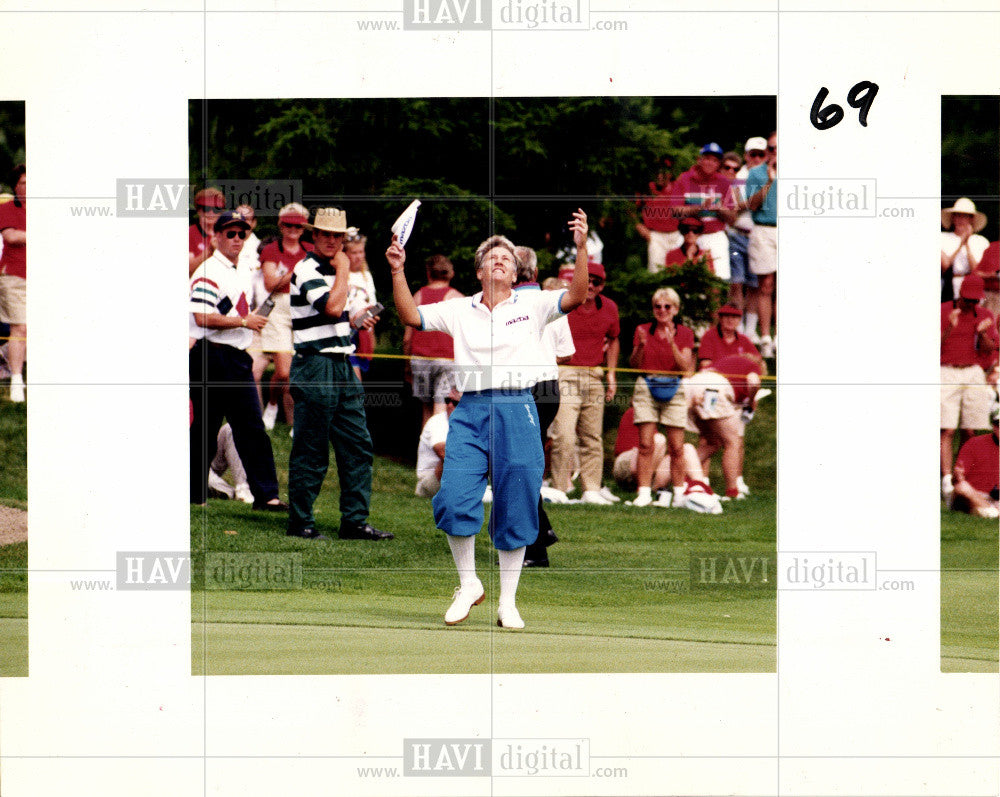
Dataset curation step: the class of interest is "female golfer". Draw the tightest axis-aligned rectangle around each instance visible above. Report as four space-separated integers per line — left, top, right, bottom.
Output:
387 210 589 629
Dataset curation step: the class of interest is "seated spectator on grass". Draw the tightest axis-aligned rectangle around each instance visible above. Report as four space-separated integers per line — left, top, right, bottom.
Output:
403 254 464 428
666 217 715 272
949 404 999 519
698 303 761 369
628 287 694 508
685 353 765 499
612 407 712 504
415 390 461 498
941 198 989 302
940 273 998 502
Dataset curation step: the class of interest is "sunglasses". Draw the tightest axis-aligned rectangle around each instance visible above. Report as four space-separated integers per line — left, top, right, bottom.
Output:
767 145 776 152
445 398 459 406
588 277 604 286
196 205 221 213
679 225 701 234
280 222 304 230
653 303 676 310
720 165 738 172
747 151 766 158
223 229 248 239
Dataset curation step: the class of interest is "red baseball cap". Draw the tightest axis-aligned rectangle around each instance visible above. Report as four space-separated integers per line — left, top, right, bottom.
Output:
194 188 225 209
959 273 985 301
587 260 606 280
717 304 742 316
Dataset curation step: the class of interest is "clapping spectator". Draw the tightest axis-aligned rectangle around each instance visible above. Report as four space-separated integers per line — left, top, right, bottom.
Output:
628 287 695 507
941 198 989 302
666 217 715 271
188 187 224 276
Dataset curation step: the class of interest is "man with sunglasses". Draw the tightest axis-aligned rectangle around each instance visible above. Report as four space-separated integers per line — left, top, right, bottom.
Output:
286 208 392 542
189 210 288 512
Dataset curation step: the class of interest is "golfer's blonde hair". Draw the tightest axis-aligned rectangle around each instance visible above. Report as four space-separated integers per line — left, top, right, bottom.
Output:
473 235 520 274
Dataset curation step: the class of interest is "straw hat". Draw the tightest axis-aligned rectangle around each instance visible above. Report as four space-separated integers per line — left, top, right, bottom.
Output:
941 197 987 233
308 207 358 235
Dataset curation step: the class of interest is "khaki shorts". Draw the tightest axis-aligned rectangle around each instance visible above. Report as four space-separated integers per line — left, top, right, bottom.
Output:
260 292 293 354
749 224 777 276
0 275 26 325
941 365 992 430
685 371 737 421
632 376 687 428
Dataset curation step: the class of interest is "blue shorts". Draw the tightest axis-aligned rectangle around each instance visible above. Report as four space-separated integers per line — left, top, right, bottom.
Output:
727 229 758 288
431 389 544 550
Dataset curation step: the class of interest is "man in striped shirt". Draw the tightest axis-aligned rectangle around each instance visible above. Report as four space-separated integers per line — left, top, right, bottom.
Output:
287 207 393 542
188 210 287 511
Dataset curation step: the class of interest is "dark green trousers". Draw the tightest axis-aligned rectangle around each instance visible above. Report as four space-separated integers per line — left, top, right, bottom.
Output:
288 353 373 532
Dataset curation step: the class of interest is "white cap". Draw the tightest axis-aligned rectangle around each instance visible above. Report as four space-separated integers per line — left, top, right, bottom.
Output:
744 136 767 152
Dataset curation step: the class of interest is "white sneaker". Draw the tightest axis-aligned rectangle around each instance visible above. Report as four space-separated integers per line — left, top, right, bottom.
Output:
540 486 570 504
941 474 954 502
262 402 279 431
482 485 493 503
598 486 621 503
651 490 674 508
737 477 750 497
207 470 234 499
444 579 485 625
975 505 1000 519
234 483 254 504
581 490 612 505
9 374 24 403
497 604 524 629
759 335 775 358
632 492 653 507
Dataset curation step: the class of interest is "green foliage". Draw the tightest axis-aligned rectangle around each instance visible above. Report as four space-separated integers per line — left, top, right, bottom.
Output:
0 102 25 192
941 97 999 240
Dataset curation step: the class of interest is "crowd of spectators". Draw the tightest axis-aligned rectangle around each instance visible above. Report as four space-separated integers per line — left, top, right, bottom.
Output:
939 198 1000 519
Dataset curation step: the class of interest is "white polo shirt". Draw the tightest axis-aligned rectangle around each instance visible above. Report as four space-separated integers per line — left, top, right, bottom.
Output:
513 285 575 383
189 250 255 350
418 288 567 392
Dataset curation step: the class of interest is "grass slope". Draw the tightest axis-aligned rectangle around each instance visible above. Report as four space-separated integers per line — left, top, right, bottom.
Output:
0 400 27 676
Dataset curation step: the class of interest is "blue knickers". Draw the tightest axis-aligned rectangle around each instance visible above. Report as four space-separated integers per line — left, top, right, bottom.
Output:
432 389 544 550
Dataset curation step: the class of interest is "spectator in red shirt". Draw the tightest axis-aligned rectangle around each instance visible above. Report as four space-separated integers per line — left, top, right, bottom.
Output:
628 287 695 507
950 405 999 519
940 274 998 500
258 202 314 429
549 260 620 503
976 239 1000 317
634 156 680 273
403 254 464 428
0 165 26 402
669 143 737 280
698 303 762 369
665 217 715 272
188 187 225 276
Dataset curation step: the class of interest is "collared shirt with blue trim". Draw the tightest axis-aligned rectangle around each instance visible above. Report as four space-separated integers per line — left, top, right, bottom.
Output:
418 287 567 392
289 252 355 355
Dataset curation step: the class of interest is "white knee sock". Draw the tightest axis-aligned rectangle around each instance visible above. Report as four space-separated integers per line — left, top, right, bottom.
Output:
447 534 478 589
497 547 525 608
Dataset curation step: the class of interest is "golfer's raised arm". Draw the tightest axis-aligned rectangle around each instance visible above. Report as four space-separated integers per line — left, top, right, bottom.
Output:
387 236 422 328
561 208 589 313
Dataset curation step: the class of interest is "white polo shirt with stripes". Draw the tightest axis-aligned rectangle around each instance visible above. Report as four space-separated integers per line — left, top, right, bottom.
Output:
188 250 254 350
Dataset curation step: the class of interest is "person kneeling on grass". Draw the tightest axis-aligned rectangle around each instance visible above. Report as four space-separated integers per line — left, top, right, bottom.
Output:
949 404 999 519
414 389 461 498
388 210 590 630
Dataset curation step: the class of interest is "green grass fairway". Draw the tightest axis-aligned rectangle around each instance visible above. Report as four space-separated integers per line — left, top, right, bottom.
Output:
192 397 776 675
941 507 999 672
0 399 28 677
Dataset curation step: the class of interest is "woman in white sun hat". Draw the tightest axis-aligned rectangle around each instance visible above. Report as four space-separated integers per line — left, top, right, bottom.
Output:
941 197 989 302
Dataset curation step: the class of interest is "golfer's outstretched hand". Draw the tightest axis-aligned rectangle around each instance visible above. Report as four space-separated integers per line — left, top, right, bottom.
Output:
569 208 588 249
386 234 406 275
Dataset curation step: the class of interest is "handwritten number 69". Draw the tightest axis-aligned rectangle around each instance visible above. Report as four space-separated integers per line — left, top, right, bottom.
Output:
810 81 879 130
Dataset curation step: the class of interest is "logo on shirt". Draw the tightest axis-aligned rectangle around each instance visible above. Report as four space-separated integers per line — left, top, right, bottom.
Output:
506 315 529 326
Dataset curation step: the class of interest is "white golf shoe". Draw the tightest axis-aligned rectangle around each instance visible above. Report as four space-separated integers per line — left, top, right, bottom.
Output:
497 604 524 629
444 579 485 625
581 490 613 505
207 470 234 500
